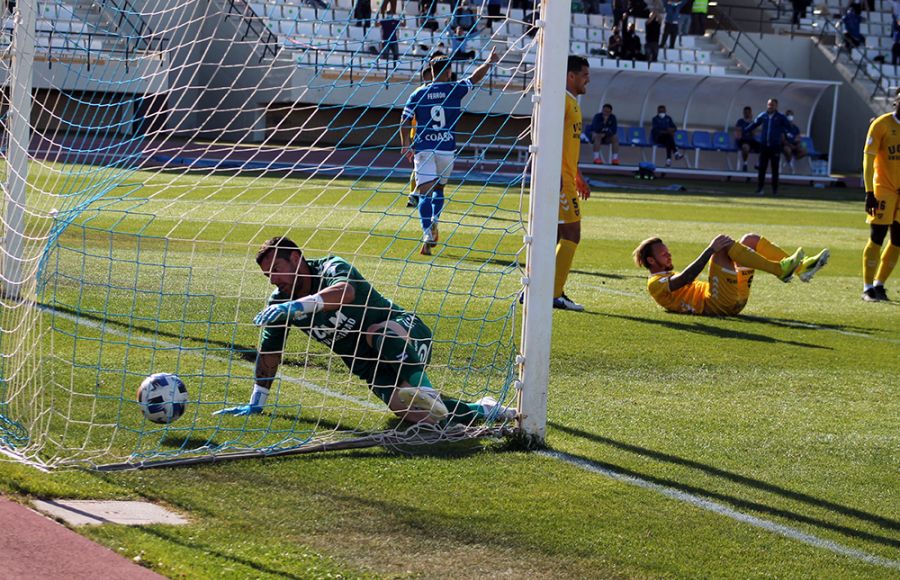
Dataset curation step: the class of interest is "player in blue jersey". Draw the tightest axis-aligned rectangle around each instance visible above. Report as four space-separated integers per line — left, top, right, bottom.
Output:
399 49 499 255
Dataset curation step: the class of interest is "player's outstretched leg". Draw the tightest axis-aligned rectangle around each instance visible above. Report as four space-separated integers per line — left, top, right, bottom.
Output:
727 238 804 283
797 248 830 282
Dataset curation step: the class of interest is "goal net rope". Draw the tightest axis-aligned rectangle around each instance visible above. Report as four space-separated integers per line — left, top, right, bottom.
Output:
0 0 545 468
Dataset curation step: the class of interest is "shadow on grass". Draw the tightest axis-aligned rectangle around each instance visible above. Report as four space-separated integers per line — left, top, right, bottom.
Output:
137 526 309 579
548 422 900 548
736 314 896 334
585 311 832 350
44 303 259 363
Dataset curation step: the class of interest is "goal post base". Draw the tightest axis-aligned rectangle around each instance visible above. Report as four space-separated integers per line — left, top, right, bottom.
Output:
95 425 516 472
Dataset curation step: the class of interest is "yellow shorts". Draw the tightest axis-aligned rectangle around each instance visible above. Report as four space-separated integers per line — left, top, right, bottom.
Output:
703 262 754 316
867 186 900 225
558 189 581 224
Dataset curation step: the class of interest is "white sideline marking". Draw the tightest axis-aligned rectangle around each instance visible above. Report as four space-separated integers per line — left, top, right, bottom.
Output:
540 450 900 571
41 306 382 411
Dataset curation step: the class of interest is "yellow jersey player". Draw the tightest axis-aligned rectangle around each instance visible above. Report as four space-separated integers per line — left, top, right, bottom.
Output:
633 234 829 316
554 55 591 311
861 91 900 302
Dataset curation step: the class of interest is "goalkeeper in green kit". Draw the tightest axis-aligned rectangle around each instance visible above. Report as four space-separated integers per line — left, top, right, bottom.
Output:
214 236 515 424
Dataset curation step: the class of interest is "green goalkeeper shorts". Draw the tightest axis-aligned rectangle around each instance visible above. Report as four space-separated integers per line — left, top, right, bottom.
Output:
367 312 433 405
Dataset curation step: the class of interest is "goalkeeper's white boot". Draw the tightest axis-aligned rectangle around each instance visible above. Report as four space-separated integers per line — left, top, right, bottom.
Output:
476 396 517 421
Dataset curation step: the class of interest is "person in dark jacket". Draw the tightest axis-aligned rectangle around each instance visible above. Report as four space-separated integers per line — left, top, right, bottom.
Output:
651 104 684 166
843 2 865 49
645 11 661 61
661 0 687 49
743 98 791 195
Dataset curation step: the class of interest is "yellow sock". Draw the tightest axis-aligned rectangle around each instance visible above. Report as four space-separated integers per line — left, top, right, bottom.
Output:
875 243 900 284
755 236 789 261
727 242 781 276
554 239 578 298
863 240 882 286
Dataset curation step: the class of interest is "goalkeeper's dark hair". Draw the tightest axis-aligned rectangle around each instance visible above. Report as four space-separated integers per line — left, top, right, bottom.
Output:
633 237 663 269
567 55 589 74
256 236 302 265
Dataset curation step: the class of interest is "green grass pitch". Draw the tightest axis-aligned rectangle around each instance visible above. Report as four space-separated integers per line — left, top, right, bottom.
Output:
0 169 898 578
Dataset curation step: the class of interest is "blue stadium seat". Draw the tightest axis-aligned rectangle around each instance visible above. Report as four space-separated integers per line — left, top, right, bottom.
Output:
691 130 714 167
712 131 744 170
625 126 650 147
711 131 737 152
617 126 627 145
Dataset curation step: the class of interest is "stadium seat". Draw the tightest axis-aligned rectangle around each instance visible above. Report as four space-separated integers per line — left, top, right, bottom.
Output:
623 126 651 161
674 130 692 167
712 131 739 169
690 130 713 166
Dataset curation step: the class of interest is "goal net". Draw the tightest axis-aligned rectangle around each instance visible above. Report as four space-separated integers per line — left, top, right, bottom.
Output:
0 0 560 469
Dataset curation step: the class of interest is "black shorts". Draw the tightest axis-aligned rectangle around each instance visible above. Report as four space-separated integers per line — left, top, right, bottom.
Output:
738 138 761 153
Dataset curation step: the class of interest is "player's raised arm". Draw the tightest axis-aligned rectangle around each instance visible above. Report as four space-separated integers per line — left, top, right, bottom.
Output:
668 235 733 291
467 48 499 85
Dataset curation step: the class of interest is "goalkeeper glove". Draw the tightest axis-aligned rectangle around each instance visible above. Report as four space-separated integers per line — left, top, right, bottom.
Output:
253 294 324 326
213 404 262 416
865 191 878 216
213 384 269 416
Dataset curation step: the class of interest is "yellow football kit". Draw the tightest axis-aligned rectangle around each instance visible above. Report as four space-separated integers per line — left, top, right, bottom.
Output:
559 91 582 225
864 113 900 225
647 263 754 316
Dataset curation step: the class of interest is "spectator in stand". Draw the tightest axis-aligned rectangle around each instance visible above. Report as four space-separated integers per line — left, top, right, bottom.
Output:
690 0 708 35
782 110 807 172
379 8 403 61
842 2 865 49
353 0 373 32
591 103 621 165
583 0 601 14
645 11 661 61
482 0 506 30
892 0 900 36
661 0 687 50
380 0 397 16
743 98 790 196
734 106 760 173
651 105 684 167
623 20 643 59
450 0 479 59
679 0 693 37
628 0 650 18
607 25 624 58
791 0 809 26
613 0 628 27
893 24 900 66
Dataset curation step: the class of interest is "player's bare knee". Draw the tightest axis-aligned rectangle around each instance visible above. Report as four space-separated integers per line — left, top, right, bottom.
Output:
740 233 760 248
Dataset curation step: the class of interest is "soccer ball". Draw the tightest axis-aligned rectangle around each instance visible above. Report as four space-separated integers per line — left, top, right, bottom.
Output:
137 373 188 424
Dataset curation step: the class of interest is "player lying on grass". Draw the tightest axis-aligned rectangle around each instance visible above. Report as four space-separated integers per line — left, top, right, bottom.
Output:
214 236 515 424
633 233 829 316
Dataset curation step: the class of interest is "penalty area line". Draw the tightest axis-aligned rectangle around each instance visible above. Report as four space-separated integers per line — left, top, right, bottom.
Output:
39 306 383 411
540 450 900 572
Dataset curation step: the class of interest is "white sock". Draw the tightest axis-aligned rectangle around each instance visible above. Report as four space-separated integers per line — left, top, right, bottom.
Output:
612 154 618 160
250 384 270 407
593 153 601 160
864 284 874 291
874 281 884 287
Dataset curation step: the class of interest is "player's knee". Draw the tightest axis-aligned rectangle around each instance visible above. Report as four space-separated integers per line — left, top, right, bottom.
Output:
740 233 760 248
389 386 448 424
890 221 900 246
870 223 889 245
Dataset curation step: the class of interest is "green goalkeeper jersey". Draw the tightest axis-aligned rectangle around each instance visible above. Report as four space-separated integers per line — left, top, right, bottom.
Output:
259 256 423 383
